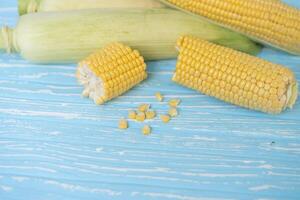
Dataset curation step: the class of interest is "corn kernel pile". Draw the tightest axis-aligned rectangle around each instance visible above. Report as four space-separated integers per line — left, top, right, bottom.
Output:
118 92 181 135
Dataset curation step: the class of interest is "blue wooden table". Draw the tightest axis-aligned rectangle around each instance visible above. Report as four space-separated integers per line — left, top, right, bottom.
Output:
0 1 300 199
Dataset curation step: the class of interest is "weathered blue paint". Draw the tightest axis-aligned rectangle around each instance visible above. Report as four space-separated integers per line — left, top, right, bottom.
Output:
0 1 299 200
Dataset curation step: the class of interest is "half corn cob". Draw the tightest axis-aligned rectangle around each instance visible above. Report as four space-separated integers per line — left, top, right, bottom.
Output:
0 8 261 63
77 42 147 104
159 0 300 55
18 0 164 15
173 36 298 114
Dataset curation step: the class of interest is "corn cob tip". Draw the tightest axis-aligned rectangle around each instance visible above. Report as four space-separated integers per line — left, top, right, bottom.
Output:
18 0 40 15
173 36 298 114
77 42 147 105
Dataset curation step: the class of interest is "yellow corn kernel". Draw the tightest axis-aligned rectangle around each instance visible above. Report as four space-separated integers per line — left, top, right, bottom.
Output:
173 36 298 114
77 42 147 105
138 104 150 112
168 107 178 117
142 125 151 135
155 92 164 102
119 119 128 129
128 110 137 120
160 0 300 55
136 112 146 122
146 110 156 119
160 114 171 123
168 99 181 107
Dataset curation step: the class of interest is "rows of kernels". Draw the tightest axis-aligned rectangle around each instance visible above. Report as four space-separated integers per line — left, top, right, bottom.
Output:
165 0 300 54
79 42 147 104
173 36 297 114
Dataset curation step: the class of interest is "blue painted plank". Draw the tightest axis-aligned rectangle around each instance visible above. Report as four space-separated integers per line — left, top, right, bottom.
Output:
0 1 300 200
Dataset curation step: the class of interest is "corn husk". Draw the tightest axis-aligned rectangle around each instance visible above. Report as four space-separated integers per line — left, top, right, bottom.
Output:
18 0 164 15
0 8 261 64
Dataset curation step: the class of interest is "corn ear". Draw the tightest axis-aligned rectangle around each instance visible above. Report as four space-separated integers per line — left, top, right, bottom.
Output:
18 0 164 15
77 42 147 105
173 36 298 114
0 8 261 64
159 0 300 55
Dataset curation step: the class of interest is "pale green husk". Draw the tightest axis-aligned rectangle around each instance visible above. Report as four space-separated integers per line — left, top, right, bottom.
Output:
1 8 261 63
158 0 300 56
18 0 42 15
18 0 165 15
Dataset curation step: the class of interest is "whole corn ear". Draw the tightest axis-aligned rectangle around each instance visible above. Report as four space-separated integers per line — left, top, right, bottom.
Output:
173 36 298 114
0 8 261 63
76 42 147 105
159 0 300 55
18 0 164 15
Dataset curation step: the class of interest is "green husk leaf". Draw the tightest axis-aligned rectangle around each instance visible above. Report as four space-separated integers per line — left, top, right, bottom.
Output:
18 0 165 15
4 8 261 63
18 0 42 15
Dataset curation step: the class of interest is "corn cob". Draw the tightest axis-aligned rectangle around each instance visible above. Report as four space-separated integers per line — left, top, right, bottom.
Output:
159 0 300 55
19 0 164 15
0 9 261 63
76 42 147 105
173 36 298 114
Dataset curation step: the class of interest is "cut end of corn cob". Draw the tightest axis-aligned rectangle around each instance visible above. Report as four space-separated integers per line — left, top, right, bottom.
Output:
77 42 147 105
173 36 298 114
160 0 300 55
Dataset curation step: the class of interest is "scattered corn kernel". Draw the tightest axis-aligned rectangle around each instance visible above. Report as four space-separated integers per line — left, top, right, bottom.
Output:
155 92 164 102
142 125 151 135
160 114 171 123
146 110 156 119
168 107 178 117
119 119 128 129
169 99 181 107
136 112 146 122
128 110 137 120
138 104 150 112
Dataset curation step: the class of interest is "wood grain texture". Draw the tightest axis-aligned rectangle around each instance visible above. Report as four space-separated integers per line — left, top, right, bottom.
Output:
0 1 299 200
